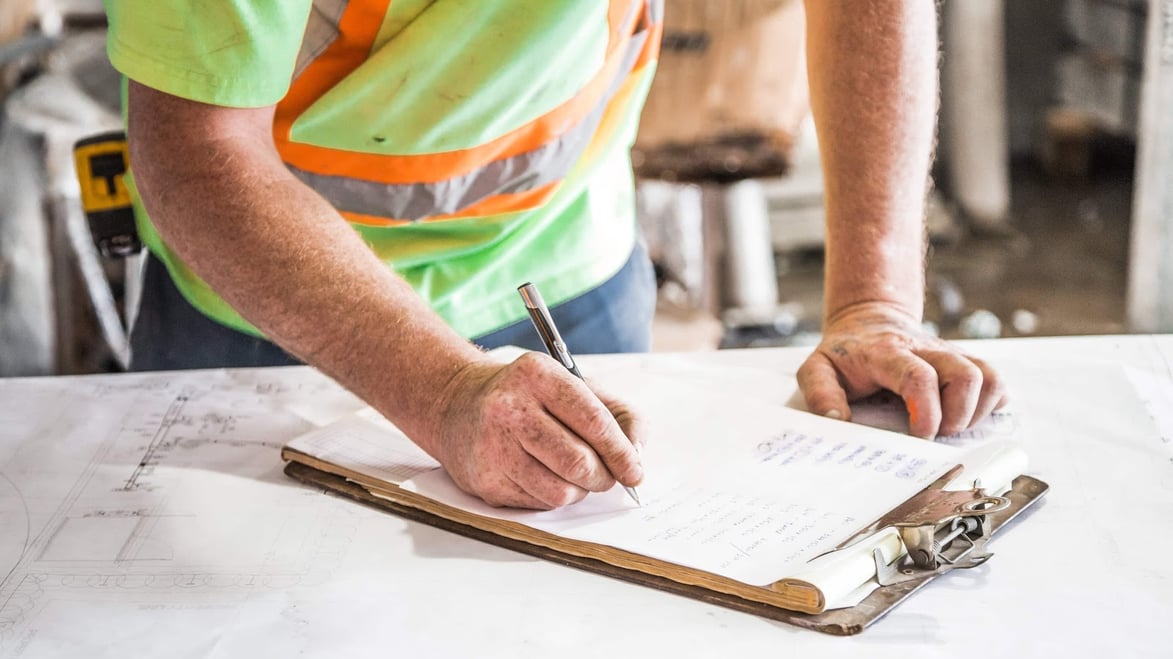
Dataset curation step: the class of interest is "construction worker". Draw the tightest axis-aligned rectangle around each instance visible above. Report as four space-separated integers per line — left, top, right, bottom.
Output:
103 0 1006 509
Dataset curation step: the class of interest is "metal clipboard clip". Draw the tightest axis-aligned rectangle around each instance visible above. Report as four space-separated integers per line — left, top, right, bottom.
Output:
834 465 1012 587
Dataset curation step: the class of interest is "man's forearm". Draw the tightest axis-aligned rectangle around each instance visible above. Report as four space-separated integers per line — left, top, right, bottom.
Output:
804 0 938 321
128 85 484 457
795 4 1009 438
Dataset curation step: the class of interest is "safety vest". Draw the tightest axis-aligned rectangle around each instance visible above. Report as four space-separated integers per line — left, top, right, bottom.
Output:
117 0 664 339
274 0 663 226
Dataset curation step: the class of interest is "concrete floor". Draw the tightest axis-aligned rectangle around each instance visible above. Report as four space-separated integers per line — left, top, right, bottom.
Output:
926 162 1131 339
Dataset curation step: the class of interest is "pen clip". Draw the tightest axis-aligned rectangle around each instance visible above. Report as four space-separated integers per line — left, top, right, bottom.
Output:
518 282 572 366
551 340 575 369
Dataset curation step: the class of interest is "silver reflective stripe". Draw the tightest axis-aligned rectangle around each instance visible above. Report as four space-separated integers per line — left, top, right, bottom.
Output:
288 27 651 222
289 141 568 221
645 0 663 26
293 0 349 81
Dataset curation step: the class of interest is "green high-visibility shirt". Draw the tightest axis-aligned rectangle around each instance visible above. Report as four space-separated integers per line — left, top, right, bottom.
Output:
103 0 657 339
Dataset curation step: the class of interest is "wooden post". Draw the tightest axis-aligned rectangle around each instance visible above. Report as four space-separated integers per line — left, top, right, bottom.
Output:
1127 0 1173 331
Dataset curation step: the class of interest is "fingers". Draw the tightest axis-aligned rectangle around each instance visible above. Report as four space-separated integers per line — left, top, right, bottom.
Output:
451 375 598 509
795 303 1010 442
515 411 615 493
474 458 589 511
859 348 943 439
968 355 1010 420
509 447 591 504
867 348 1004 439
465 353 641 507
916 350 983 436
523 357 644 488
590 381 646 455
506 455 591 510
796 352 852 421
475 369 614 494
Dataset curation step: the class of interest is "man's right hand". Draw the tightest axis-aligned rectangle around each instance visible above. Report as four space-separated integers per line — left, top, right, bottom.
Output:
427 352 645 510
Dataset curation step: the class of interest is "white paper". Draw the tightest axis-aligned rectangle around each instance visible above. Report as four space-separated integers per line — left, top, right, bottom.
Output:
1124 366 1173 457
291 367 974 585
290 408 441 484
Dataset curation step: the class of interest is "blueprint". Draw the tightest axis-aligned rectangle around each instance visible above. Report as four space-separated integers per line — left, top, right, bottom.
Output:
0 356 1030 657
0 367 365 658
1 343 1170 658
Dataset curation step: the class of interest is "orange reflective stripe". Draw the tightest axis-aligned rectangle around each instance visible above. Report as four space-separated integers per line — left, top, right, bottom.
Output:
290 25 657 222
336 56 655 228
274 0 389 141
274 0 646 184
634 18 662 70
278 53 625 184
339 181 562 227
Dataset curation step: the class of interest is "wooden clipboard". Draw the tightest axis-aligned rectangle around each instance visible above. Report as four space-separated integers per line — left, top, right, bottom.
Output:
284 460 1048 636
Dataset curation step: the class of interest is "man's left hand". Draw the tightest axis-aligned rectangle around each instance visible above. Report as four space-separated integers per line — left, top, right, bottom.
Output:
796 301 1008 439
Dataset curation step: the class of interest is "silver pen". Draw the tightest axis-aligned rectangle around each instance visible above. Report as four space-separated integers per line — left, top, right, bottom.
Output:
517 282 641 506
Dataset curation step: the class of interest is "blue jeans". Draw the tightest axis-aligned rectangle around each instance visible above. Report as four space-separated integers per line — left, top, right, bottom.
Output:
129 242 657 371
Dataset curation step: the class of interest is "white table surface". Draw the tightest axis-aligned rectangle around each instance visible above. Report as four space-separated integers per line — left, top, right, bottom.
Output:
1 335 1170 658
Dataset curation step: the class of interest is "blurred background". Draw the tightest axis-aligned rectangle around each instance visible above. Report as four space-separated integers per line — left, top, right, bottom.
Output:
0 0 1165 376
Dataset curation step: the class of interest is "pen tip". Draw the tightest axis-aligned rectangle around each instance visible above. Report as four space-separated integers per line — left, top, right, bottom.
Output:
626 486 641 506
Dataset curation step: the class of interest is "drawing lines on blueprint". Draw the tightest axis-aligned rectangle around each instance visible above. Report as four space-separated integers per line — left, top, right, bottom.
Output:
0 398 128 640
117 388 285 492
0 472 30 610
0 368 364 654
123 391 191 491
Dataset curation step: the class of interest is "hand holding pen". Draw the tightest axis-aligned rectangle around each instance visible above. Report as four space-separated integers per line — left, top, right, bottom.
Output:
422 287 644 510
519 282 643 505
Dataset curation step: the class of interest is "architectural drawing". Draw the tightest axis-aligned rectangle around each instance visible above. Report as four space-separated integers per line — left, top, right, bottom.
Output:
0 368 365 655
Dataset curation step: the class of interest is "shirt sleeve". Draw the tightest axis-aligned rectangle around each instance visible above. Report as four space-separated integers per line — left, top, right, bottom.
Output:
103 0 313 108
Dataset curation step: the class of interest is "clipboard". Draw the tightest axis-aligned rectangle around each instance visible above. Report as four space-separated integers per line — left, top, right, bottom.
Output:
283 457 1048 636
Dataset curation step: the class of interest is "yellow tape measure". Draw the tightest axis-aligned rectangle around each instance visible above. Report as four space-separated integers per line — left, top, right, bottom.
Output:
72 131 140 257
